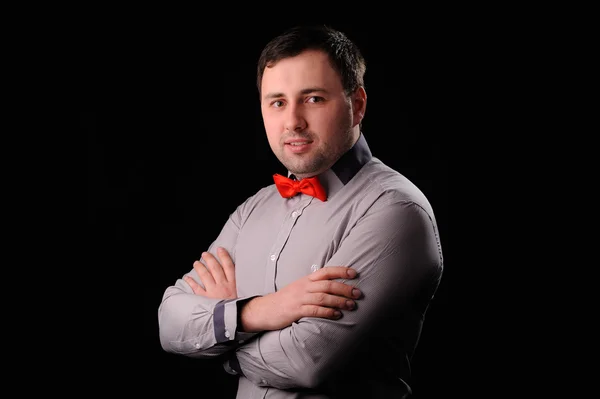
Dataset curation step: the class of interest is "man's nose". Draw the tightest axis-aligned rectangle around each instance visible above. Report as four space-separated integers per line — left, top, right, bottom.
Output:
284 105 307 132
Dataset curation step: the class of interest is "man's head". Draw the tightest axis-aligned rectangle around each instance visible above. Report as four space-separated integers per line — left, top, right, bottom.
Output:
257 25 368 179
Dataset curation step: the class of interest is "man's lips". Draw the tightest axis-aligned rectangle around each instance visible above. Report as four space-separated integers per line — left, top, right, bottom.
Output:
284 140 312 153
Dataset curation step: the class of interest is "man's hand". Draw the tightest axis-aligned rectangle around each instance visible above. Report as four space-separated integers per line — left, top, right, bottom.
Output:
183 247 237 300
240 266 361 332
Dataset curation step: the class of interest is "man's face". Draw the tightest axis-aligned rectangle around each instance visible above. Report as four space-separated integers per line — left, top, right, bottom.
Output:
260 50 365 179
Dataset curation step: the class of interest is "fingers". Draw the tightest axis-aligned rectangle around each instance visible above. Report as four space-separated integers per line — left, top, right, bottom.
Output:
200 252 228 283
301 305 343 320
307 267 361 300
304 292 357 311
183 274 207 296
308 280 362 300
193 259 215 287
309 266 357 282
216 247 235 282
302 269 362 320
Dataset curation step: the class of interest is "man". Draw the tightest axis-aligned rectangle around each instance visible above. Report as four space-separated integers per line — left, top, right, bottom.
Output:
158 25 443 398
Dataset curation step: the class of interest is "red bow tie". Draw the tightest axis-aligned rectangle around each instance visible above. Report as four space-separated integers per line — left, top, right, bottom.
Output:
273 173 327 201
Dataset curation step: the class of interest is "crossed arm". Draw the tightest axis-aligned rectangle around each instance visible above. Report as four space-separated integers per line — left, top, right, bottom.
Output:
185 248 361 332
159 199 442 390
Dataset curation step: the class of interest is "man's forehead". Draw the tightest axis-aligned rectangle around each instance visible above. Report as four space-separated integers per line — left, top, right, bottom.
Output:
261 53 341 99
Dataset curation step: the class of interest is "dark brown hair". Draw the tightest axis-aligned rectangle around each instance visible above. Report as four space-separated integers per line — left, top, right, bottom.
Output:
256 25 366 97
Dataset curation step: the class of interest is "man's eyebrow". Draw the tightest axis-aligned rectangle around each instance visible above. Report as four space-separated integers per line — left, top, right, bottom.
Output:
262 87 329 101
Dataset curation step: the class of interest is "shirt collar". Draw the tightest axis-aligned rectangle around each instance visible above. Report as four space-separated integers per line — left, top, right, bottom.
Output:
287 133 373 199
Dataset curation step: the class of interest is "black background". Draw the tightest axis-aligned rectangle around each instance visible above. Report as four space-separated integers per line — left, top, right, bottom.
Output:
86 21 463 398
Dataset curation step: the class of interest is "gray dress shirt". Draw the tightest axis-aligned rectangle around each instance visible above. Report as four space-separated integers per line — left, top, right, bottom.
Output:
158 134 444 398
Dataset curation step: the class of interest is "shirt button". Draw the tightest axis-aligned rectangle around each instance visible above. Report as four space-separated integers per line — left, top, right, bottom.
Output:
195 343 201 349
311 264 319 272
292 211 298 218
224 330 231 338
270 254 276 261
261 379 268 385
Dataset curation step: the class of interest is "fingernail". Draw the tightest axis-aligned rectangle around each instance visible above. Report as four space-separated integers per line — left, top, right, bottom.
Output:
347 269 357 278
352 288 361 298
333 311 342 318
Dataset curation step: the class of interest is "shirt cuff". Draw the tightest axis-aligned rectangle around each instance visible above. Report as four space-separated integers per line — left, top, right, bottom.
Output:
213 296 259 344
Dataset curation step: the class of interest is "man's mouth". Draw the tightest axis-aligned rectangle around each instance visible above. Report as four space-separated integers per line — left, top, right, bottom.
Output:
285 140 313 153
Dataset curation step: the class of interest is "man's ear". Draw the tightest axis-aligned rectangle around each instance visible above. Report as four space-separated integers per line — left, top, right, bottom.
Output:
352 86 367 127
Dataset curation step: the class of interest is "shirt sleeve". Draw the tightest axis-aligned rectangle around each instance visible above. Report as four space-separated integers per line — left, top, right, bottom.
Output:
232 199 444 389
157 206 260 358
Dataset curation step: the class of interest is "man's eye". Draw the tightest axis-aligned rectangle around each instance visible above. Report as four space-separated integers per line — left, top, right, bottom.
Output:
307 96 324 103
272 100 284 108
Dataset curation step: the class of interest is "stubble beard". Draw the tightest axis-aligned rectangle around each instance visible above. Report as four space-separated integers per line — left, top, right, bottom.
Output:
279 128 355 178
